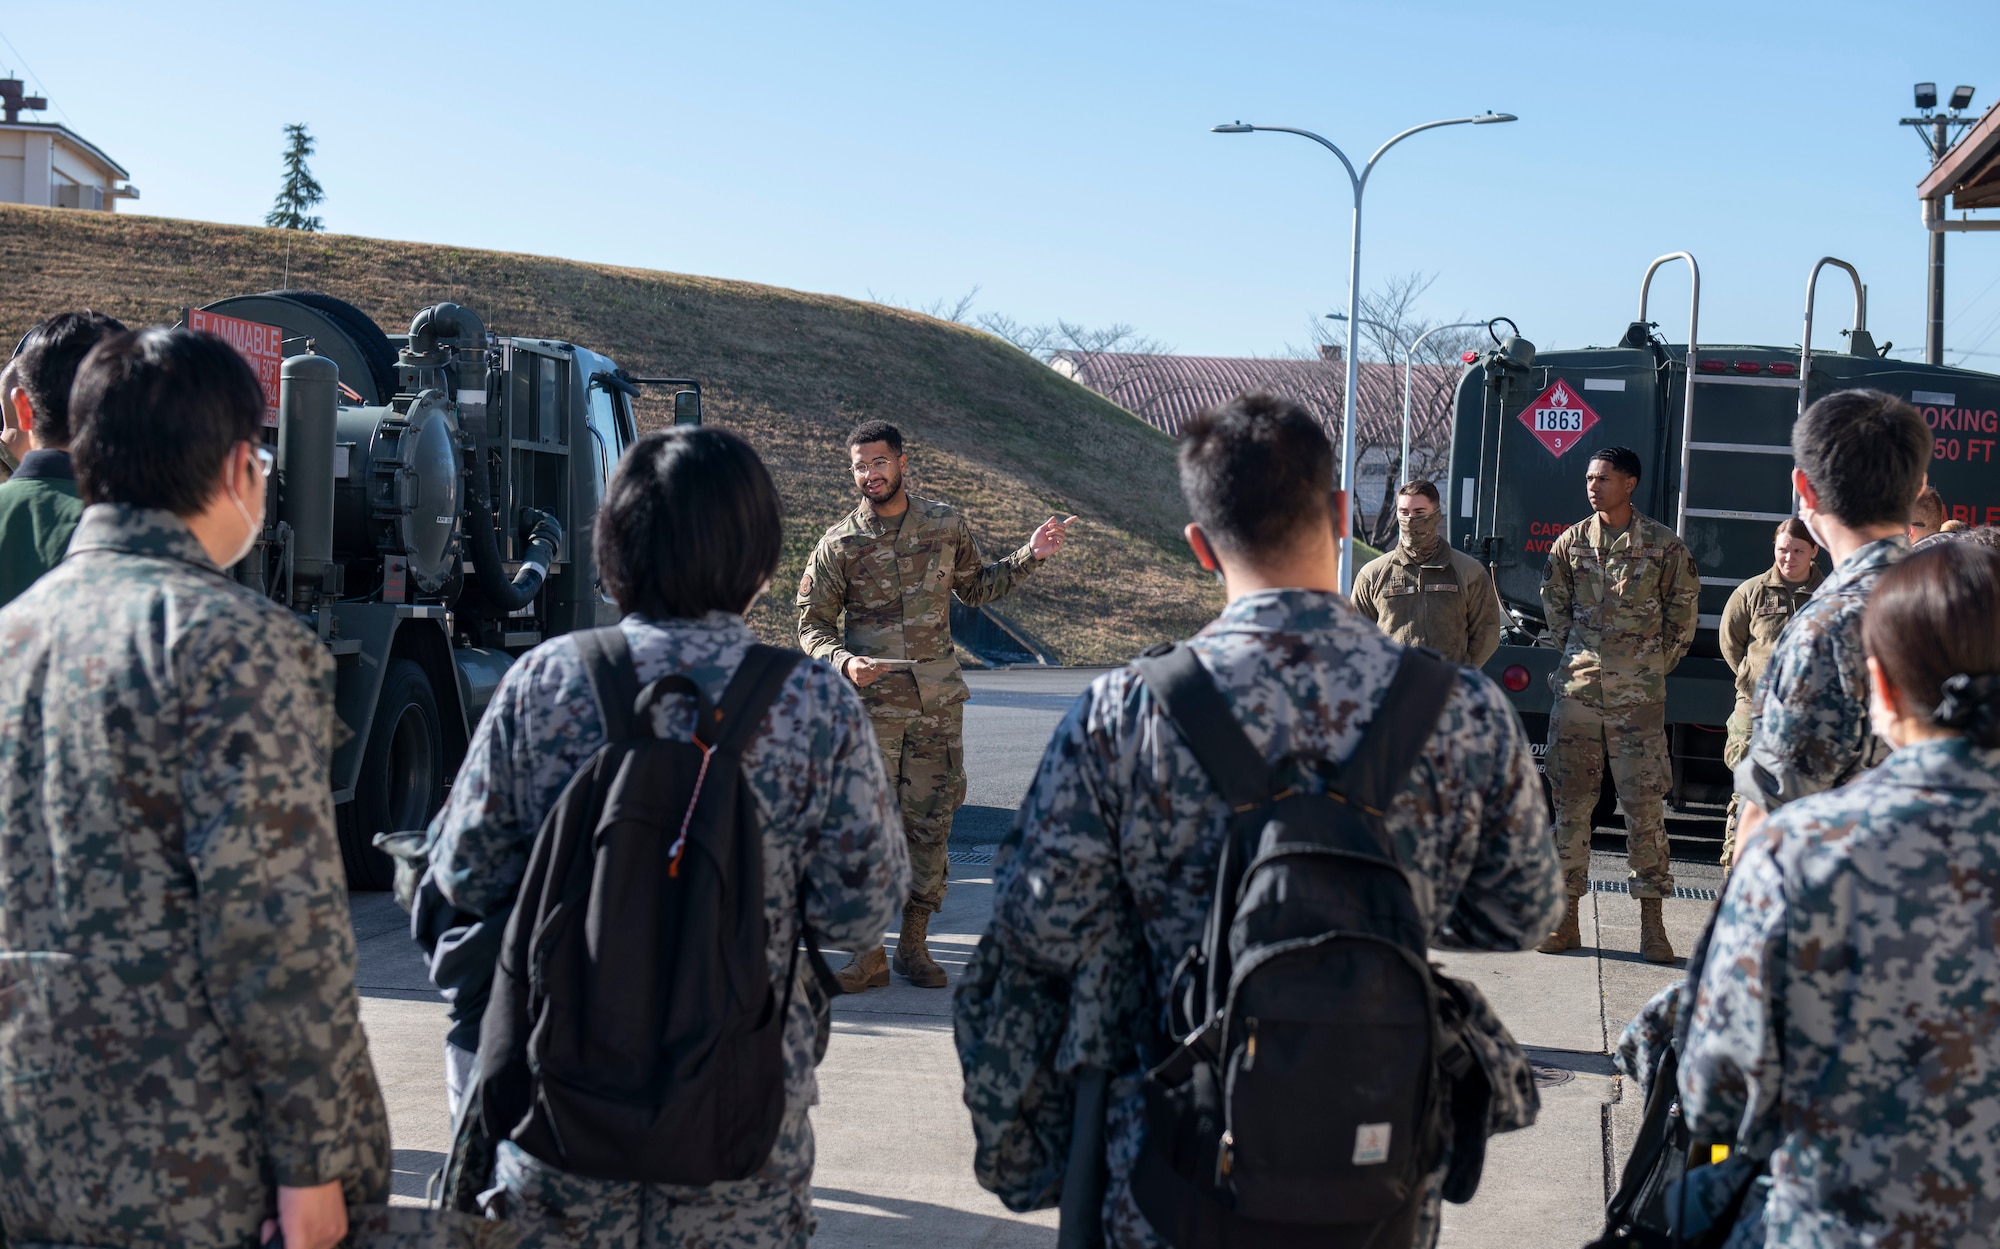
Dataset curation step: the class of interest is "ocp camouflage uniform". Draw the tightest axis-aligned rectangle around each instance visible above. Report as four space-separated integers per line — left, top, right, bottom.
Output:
1735 537 1907 816
958 589 1562 1249
1539 512 1699 898
1681 736 2000 1246
1350 537 1503 668
1716 561 1823 868
429 612 909 1248
796 495 1041 910
0 504 391 1249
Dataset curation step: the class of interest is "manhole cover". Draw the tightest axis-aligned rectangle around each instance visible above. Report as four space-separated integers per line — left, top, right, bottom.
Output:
1531 1064 1574 1088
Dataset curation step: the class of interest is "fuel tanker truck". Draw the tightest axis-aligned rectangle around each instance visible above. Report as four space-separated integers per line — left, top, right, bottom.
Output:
1450 253 2000 853
188 291 702 889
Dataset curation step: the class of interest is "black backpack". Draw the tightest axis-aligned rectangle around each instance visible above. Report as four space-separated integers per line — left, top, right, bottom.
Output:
475 627 817 1185
1127 642 1470 1249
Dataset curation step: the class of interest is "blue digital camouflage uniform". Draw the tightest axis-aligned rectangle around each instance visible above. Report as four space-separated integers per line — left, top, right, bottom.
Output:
428 612 910 1249
1717 560 1825 870
961 589 1562 1249
1735 537 1908 815
1681 735 2000 1246
797 494 1041 911
0 504 391 1249
1539 512 1700 898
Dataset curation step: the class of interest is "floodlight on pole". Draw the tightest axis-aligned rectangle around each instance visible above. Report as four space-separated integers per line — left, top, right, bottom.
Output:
1901 81 1981 362
1209 110 1517 593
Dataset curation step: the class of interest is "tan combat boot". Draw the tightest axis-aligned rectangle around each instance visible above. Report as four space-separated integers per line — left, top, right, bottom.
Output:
1639 898 1677 964
892 904 949 989
833 944 889 993
1536 895 1582 954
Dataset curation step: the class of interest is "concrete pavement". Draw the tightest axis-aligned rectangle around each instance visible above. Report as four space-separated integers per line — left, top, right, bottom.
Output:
351 663 1713 1246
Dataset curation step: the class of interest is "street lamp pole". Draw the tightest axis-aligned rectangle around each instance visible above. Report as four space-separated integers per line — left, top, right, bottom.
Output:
1214 112 1515 592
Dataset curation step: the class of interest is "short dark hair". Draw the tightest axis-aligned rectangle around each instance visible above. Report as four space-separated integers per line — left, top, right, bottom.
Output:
1864 542 2000 747
11 310 127 447
1397 480 1441 508
1791 389 1932 528
1911 484 1945 527
595 427 783 620
71 329 263 514
847 420 903 455
1776 517 1817 547
1588 446 1642 481
1178 392 1332 559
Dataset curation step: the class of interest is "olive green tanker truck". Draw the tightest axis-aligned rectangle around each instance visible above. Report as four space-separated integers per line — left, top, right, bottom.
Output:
190 291 701 889
1451 254 2000 855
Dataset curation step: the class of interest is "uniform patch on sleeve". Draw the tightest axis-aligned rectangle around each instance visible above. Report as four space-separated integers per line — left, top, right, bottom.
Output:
1543 559 1554 580
798 571 814 599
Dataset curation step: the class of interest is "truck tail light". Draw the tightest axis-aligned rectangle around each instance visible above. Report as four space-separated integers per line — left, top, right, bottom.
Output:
1699 358 1728 373
1768 360 1798 376
1462 350 1479 363
1733 360 1763 375
1502 664 1531 692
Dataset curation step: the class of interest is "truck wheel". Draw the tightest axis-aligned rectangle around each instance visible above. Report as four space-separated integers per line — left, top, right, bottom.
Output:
340 659 446 891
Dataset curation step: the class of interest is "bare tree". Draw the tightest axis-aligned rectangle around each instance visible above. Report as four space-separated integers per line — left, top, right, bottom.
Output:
869 285 983 324
1295 273 1486 546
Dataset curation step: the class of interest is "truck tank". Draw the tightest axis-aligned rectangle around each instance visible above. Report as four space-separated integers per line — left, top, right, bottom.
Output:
1449 254 2000 849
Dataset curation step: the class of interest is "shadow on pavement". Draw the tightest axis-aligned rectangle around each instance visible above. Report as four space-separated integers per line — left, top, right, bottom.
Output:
391 1149 447 1200
810 1186 1054 1248
950 804 1014 846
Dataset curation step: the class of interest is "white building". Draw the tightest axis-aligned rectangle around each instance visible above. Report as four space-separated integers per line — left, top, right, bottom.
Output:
0 78 138 212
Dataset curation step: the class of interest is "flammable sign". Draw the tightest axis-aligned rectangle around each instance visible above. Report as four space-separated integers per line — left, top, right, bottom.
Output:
1516 378 1601 458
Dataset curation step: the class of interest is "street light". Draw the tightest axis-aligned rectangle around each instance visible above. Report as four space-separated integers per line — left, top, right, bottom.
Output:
1212 111 1517 591
1399 320 1506 498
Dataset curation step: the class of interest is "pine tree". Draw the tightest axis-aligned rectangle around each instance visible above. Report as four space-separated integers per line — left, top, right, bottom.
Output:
266 123 325 232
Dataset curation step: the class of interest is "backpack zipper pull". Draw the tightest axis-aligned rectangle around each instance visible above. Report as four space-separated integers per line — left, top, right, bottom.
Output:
668 739 716 878
1217 1130 1235 1182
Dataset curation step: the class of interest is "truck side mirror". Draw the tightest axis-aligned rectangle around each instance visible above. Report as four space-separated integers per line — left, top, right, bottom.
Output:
673 390 702 426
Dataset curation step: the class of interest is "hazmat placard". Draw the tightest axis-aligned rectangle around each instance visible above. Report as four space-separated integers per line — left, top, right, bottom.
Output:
1516 378 1600 458
186 308 285 426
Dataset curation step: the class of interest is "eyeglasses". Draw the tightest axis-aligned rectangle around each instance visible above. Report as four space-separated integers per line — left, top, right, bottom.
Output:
851 457 895 473
251 445 275 479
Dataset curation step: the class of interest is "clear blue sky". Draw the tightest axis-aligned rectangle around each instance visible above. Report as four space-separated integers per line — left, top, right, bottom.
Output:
8 1 2000 363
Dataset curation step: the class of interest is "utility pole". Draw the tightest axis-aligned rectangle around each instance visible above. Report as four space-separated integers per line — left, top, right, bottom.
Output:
1902 83 1977 365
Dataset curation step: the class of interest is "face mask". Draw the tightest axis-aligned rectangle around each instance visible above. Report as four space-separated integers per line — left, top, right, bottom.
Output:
1399 511 1442 552
220 473 261 569
1797 504 1832 553
1867 682 1902 751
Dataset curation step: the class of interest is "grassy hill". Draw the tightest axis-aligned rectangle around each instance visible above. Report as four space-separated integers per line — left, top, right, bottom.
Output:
0 204 1221 663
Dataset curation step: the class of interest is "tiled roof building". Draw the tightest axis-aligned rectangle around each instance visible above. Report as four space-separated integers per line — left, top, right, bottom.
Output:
1050 347 1464 533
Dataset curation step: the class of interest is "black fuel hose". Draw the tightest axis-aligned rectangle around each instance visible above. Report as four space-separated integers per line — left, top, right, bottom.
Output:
464 475 560 611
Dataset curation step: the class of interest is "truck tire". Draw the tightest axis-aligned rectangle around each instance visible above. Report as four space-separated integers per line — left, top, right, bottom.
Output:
339 659 447 891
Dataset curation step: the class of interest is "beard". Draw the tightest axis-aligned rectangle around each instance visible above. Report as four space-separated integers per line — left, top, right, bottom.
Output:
859 466 905 507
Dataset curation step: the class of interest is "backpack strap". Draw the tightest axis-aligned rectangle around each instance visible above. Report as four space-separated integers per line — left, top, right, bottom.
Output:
1336 646 1459 816
573 625 641 743
1131 644 1270 811
711 644 806 755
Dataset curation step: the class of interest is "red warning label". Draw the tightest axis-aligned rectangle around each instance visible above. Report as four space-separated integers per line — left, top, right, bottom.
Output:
1516 378 1600 458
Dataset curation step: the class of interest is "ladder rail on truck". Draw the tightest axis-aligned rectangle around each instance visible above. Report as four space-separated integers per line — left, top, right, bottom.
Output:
1451 253 2000 854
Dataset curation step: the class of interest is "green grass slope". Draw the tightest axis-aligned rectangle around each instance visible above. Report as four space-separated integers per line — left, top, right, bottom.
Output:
0 204 1221 662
